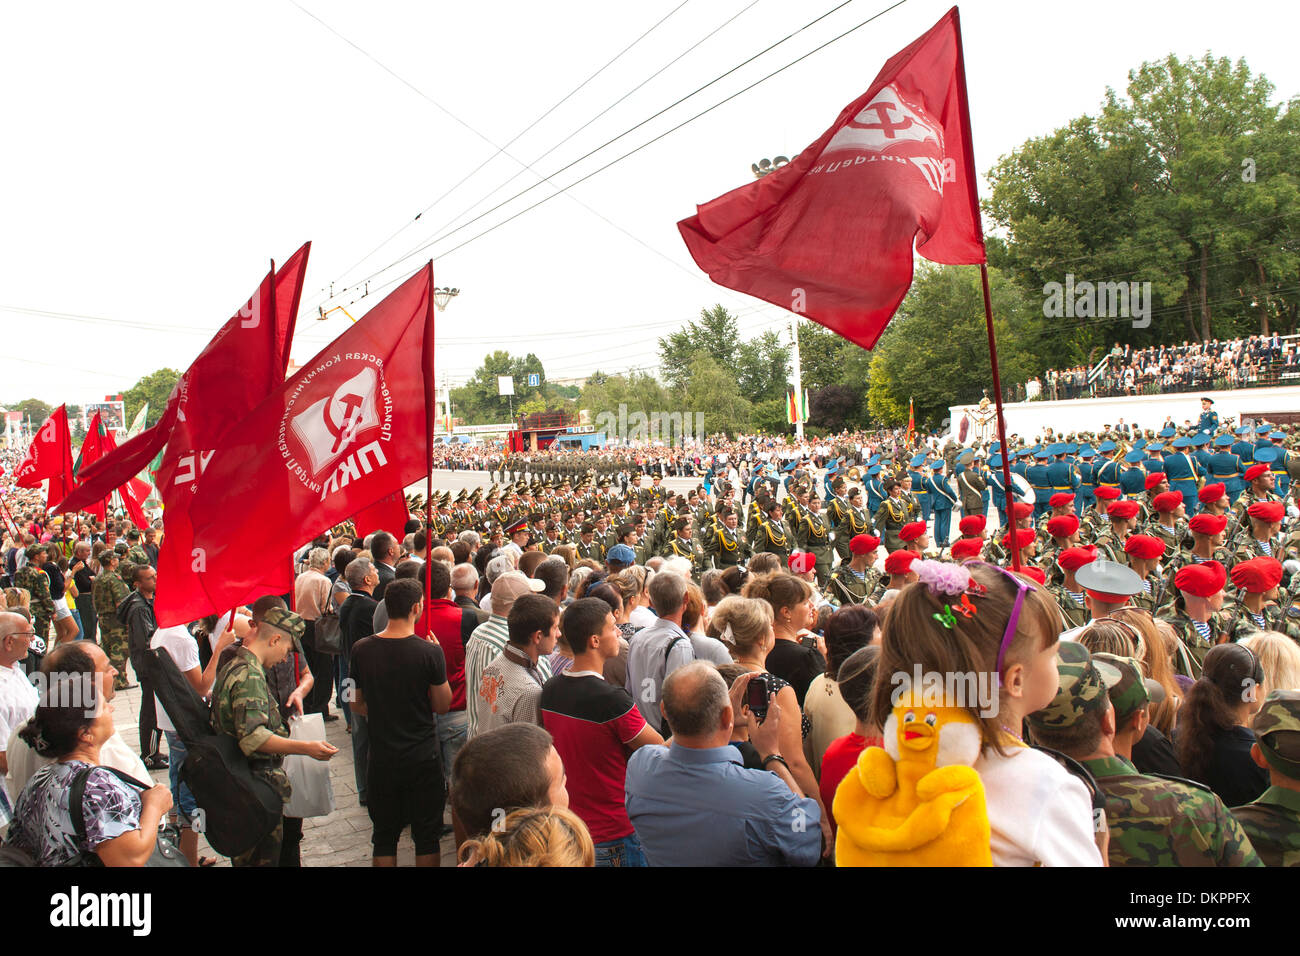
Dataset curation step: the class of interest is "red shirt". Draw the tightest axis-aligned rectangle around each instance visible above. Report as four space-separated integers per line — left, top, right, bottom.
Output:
540 672 646 843
819 732 883 839
423 598 467 711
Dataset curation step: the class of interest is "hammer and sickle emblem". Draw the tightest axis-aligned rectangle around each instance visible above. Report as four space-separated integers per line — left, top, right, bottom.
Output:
849 102 913 139
326 392 366 455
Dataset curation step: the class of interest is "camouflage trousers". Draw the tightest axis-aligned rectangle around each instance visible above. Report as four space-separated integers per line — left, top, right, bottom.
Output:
232 817 284 867
101 626 129 687
32 613 52 645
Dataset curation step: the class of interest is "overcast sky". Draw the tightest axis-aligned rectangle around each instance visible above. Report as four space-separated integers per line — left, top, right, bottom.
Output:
3 0 1297 409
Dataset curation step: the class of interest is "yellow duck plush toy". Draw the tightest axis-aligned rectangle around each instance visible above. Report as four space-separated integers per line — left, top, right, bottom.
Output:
833 686 992 866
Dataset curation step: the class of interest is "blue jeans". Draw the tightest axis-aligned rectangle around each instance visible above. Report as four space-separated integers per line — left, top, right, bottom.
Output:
164 731 198 822
69 608 84 642
594 832 647 868
436 710 468 788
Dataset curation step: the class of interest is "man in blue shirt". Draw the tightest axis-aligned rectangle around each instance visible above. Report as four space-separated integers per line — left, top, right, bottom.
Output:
625 662 823 866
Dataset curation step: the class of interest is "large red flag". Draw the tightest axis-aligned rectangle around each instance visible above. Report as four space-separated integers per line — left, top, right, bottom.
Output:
353 491 411 540
15 405 75 508
173 263 435 626
120 476 152 531
53 242 311 515
678 7 984 350
73 411 112 523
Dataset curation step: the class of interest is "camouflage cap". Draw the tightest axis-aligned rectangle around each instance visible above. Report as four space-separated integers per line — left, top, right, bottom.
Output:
1027 641 1108 730
25 544 46 559
259 607 305 643
1092 653 1166 722
1253 690 1300 777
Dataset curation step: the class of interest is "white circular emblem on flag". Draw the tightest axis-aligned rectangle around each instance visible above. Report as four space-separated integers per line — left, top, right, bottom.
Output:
821 83 946 194
279 353 395 498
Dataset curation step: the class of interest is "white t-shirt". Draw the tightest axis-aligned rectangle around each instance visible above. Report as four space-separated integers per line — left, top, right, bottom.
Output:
974 744 1103 867
150 625 200 735
0 664 39 820
628 605 657 632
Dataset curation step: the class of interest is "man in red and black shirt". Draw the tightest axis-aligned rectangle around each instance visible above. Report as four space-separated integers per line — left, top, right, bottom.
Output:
540 598 662 867
420 560 470 795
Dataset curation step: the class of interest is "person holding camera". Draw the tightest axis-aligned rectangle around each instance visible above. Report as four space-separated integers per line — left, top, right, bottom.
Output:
624 660 821 866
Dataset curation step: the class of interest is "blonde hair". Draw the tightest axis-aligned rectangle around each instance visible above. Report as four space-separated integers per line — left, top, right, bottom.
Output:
610 567 647 608
709 595 773 658
5 587 31 610
1110 608 1183 735
1239 632 1300 693
458 807 594 867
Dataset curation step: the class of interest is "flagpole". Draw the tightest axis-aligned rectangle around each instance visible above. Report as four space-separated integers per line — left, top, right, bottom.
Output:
422 264 437 625
979 264 1020 573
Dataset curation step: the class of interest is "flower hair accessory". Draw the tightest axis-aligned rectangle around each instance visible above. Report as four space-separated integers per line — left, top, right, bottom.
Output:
914 560 972 597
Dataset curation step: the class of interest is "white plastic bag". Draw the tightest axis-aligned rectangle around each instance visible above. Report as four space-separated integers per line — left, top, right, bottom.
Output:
283 713 335 818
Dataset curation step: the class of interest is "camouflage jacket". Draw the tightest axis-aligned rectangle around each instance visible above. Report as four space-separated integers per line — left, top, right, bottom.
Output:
1130 572 1173 616
825 566 881 607
1140 520 1186 557
1081 756 1263 867
1221 598 1300 644
1047 583 1089 631
92 568 129 628
1155 607 1234 679
126 543 151 567
210 645 291 804
13 563 54 623
1231 786 1300 867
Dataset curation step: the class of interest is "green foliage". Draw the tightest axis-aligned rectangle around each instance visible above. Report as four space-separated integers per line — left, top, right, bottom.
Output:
986 53 1300 352
684 353 752 437
867 265 1038 428
450 351 561 424
123 369 180 427
13 398 54 425
657 305 740 391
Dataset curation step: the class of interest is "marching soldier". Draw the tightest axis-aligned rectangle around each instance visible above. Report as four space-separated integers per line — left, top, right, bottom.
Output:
1158 561 1232 679
826 534 881 607
753 499 793 565
875 478 918 553
703 506 750 569
665 516 707 575
795 494 834 588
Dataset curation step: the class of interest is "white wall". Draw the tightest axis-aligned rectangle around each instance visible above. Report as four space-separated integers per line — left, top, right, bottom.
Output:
947 385 1300 443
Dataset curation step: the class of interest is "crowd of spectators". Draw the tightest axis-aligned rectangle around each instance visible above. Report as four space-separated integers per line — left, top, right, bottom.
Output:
1025 334 1299 402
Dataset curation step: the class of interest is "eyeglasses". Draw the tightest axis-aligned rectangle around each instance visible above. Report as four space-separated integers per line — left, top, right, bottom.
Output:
5 631 35 641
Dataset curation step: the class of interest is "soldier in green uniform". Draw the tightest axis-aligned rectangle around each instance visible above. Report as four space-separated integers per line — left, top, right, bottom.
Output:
753 499 792 565
1222 557 1300 643
210 606 337 866
1046 546 1095 631
1233 690 1300 866
575 522 603 562
664 516 706 575
874 478 918 553
825 533 881 607
703 506 749 569
795 494 834 588
1226 463 1282 547
1121 534 1169 614
91 549 132 690
1233 500 1286 566
15 545 55 653
125 528 151 567
1158 560 1232 679
1028 643 1262 867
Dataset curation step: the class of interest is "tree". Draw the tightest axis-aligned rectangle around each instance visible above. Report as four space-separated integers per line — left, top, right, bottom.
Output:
450 351 554 424
13 398 53 425
736 330 791 404
809 385 859 432
123 369 181 427
683 353 752 437
867 264 1039 429
658 305 740 391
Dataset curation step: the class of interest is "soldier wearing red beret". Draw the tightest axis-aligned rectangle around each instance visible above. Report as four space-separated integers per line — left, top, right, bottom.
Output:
1049 545 1099 629
1140 471 1171 527
1143 490 1188 554
1234 499 1286 566
1094 499 1140 564
1224 556 1300 643
1158 560 1229 678
825 534 882 608
1123 534 1168 614
1226 463 1281 546
1082 484 1123 545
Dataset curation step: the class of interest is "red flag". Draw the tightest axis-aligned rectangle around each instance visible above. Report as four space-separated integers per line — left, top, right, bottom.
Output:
120 476 152 530
53 243 311 516
353 491 411 540
74 411 112 523
678 7 984 350
15 405 75 507
174 263 435 626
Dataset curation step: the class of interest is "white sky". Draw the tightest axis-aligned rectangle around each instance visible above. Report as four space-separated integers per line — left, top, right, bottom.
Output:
3 0 1297 408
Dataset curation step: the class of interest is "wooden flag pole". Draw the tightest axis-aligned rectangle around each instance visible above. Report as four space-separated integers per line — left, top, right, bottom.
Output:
979 263 1020 573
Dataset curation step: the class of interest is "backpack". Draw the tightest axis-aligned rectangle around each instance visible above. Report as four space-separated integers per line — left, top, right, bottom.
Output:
146 648 283 857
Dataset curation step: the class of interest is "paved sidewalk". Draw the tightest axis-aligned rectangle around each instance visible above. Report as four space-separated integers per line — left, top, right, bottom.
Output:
111 672 457 867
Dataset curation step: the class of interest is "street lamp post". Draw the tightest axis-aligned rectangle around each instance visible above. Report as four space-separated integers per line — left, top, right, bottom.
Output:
752 156 804 440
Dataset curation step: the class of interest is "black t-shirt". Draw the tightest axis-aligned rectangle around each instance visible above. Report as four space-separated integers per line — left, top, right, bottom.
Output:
1130 723 1181 777
73 564 95 596
1205 726 1269 808
339 592 378 656
764 638 825 708
42 562 65 600
349 635 447 767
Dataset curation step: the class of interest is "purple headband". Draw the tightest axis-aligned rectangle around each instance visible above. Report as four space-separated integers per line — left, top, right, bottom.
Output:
969 562 1032 682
